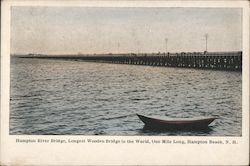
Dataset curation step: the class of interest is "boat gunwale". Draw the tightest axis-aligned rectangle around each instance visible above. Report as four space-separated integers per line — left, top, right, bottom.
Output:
136 114 218 127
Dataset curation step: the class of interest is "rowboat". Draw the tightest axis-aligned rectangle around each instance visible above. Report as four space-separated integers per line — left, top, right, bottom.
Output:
137 114 217 130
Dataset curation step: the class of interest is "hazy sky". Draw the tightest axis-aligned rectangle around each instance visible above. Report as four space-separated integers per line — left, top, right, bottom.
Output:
11 7 242 54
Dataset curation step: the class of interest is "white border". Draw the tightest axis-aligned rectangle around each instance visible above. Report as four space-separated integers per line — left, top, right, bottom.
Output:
1 1 249 165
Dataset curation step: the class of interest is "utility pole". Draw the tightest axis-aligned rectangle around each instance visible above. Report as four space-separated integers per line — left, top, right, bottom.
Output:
137 41 140 54
205 33 208 52
165 38 168 53
117 42 120 54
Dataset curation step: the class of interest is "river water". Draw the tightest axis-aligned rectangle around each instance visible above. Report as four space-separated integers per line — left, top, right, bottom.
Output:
10 57 242 136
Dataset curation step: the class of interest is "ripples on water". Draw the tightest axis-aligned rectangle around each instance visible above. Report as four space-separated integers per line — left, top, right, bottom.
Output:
10 57 242 136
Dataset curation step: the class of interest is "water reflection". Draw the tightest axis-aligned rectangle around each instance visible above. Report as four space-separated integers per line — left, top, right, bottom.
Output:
140 125 213 136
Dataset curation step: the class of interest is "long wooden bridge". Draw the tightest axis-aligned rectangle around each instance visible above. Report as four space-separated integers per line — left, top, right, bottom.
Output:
19 51 242 71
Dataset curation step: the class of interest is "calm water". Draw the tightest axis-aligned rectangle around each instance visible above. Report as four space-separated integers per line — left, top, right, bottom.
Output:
10 57 242 136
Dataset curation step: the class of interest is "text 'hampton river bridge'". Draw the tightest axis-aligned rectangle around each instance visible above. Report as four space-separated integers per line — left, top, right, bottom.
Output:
20 51 242 71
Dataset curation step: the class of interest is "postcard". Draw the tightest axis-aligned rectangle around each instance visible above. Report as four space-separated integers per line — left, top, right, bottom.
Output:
1 0 249 165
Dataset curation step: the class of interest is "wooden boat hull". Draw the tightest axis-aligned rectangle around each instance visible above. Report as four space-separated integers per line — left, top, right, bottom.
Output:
137 114 217 130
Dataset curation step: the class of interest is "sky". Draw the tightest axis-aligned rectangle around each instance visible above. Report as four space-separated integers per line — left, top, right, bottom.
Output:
11 7 242 54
